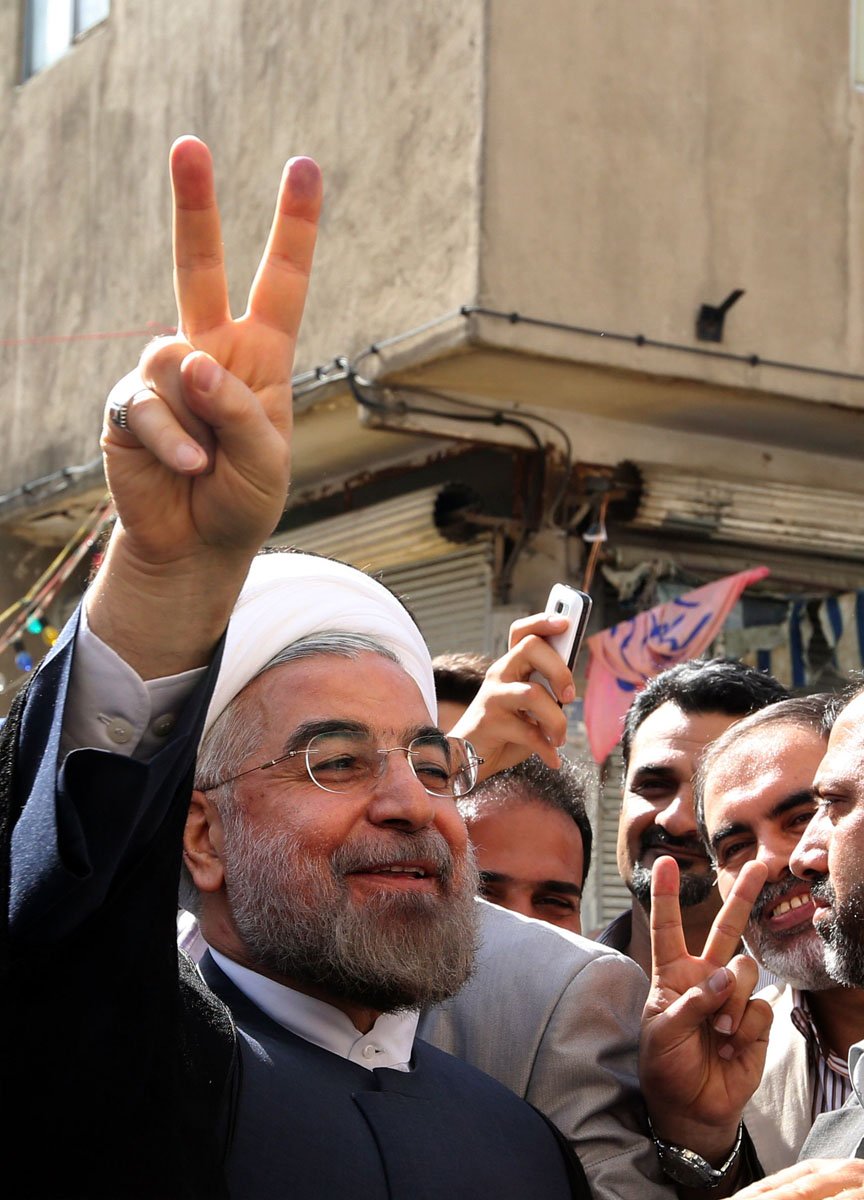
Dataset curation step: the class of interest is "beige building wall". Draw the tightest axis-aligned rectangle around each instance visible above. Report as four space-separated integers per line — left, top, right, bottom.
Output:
3 1 864 500
0 0 484 495
480 0 864 416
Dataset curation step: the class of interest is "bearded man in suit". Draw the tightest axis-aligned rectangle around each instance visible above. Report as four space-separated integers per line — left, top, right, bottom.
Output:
2 137 588 1200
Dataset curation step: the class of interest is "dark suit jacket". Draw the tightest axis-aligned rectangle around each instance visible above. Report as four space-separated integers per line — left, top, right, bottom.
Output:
1 616 589 1200
201 954 586 1199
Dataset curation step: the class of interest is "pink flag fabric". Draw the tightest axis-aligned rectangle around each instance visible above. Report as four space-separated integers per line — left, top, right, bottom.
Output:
583 566 770 763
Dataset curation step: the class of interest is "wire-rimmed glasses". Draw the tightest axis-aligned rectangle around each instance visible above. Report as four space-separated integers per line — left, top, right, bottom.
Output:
202 729 483 798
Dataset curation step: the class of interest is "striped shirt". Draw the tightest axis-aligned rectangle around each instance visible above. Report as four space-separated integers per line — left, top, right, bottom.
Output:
790 989 853 1121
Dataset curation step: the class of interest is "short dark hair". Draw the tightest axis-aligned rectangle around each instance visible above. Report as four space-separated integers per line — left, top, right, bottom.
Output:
693 692 834 855
432 652 492 708
826 674 864 725
459 755 593 884
621 658 790 769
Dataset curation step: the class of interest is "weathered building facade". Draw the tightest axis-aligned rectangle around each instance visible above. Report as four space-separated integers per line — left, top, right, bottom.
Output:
2 0 864 926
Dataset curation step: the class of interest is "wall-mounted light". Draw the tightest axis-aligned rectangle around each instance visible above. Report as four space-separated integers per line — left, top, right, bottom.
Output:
696 289 745 343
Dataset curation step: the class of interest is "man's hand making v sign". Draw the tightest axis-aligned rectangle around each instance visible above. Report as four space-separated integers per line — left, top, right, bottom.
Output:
640 854 772 1195
87 137 322 680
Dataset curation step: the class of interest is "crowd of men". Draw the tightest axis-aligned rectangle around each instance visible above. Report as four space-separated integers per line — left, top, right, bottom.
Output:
4 136 864 1199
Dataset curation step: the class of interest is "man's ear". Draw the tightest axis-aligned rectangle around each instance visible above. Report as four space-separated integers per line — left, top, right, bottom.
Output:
184 790 226 894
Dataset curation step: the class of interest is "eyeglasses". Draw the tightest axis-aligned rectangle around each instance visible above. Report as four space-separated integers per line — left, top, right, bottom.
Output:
202 729 483 798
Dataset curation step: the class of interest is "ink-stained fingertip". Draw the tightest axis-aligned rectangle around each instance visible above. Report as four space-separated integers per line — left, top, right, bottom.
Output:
285 156 322 199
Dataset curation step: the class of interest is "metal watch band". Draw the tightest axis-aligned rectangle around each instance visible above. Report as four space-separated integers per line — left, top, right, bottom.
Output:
649 1120 744 1188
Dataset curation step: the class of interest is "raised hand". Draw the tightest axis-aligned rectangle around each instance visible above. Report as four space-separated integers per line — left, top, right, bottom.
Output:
449 613 576 777
101 136 321 565
640 855 773 1165
89 137 322 677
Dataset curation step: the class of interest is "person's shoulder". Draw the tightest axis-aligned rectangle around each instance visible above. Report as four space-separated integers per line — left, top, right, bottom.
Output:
412 1036 589 1193
478 900 637 965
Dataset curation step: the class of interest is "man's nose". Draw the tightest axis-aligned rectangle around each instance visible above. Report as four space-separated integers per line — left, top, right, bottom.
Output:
790 811 828 880
755 839 793 882
655 789 697 837
365 750 437 831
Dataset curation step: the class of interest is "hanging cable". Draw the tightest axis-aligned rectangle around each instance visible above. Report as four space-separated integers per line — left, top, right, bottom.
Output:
382 380 574 524
0 496 114 658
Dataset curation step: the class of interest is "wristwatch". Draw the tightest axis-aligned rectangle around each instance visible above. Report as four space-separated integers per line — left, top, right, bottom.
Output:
650 1120 743 1188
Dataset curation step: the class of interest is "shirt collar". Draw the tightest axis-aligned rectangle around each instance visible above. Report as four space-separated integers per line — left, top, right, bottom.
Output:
209 948 419 1072
790 988 849 1078
849 1040 864 1096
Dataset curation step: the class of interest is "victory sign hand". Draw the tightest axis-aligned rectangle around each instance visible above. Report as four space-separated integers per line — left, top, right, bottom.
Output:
640 855 773 1163
101 136 322 567
90 138 321 676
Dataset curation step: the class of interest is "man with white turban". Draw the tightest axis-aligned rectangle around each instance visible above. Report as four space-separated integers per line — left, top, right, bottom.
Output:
2 138 588 1200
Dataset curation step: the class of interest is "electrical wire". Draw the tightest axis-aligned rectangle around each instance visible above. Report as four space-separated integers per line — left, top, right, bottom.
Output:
382 380 574 524
461 305 864 385
347 370 554 601
347 370 546 508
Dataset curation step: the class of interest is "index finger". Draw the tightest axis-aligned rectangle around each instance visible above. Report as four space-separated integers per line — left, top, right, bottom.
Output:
171 137 231 337
246 156 322 336
701 860 767 967
649 856 689 971
508 613 568 651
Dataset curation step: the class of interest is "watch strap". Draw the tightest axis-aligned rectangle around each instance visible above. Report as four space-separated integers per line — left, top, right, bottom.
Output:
649 1119 743 1188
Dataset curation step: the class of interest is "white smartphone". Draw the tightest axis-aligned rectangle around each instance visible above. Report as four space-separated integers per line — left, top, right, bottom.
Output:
529 583 593 698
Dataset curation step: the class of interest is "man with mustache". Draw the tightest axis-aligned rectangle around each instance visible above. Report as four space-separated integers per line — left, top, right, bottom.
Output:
636 685 864 1199
1 138 588 1199
597 658 788 973
691 695 864 1174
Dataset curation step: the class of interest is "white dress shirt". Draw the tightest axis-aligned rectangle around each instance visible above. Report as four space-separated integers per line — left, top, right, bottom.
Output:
209 949 417 1071
62 604 205 762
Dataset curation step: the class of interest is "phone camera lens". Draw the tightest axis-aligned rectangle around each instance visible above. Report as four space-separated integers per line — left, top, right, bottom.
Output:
555 601 565 613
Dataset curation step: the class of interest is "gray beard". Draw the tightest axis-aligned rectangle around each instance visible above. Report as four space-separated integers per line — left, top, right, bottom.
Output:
222 815 480 1014
742 926 833 990
811 875 864 989
629 861 715 912
743 875 834 991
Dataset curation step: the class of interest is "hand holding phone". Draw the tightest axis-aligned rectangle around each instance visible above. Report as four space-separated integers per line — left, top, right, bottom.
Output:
451 593 587 777
529 583 592 699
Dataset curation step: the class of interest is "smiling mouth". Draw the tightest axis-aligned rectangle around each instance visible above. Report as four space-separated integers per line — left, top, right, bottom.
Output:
369 864 428 878
770 892 810 918
347 862 438 889
764 888 816 931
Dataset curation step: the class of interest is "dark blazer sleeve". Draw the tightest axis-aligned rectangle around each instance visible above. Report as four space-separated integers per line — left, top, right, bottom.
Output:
1 607 234 1200
8 609 218 942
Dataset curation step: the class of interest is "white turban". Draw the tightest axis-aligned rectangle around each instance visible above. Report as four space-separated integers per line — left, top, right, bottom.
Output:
203 551 436 735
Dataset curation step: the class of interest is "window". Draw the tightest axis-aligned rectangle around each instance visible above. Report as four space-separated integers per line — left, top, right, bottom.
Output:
855 0 864 87
23 0 109 80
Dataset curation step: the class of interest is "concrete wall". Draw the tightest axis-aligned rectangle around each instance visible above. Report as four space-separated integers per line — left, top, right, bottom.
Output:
481 0 864 408
0 0 484 495
5 0 864 495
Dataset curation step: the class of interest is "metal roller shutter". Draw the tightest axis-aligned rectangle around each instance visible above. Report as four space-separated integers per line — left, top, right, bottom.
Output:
273 488 494 657
632 464 864 560
596 749 631 926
